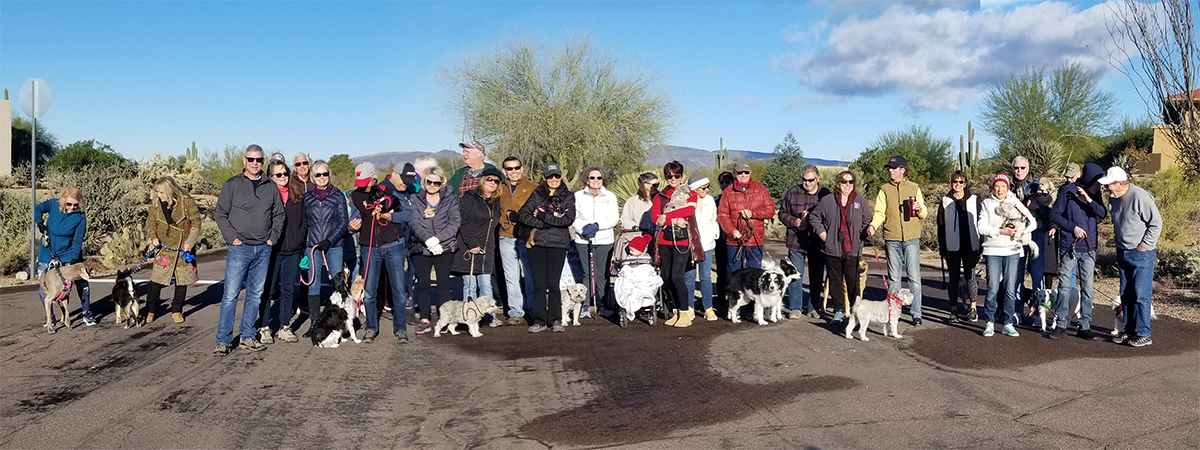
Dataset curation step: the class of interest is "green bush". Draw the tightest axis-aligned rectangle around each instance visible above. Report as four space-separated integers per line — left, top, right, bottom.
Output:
0 191 32 274
1156 246 1200 287
139 152 219 195
1143 168 1200 245
42 162 148 259
201 145 250 186
45 140 128 172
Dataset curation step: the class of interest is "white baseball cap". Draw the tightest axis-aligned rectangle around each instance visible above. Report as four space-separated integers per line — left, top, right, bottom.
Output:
1097 166 1129 185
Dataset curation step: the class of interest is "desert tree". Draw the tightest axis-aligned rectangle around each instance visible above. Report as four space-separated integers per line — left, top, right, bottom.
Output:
1108 0 1200 180
761 131 808 204
446 37 670 182
979 62 1116 174
849 125 952 195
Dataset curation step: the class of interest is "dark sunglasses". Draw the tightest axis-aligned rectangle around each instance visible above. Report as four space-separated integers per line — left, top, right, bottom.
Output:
483 177 500 183
838 179 855 184
697 185 710 190
588 176 604 181
803 177 817 182
737 171 751 175
952 179 966 184
313 172 330 178
245 157 264 163
545 174 562 180
63 202 78 207
426 180 443 187
294 161 310 167
272 172 289 179
503 165 522 171
1012 166 1028 170
665 173 683 180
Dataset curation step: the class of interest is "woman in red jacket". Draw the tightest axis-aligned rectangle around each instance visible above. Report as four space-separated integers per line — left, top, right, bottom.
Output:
651 161 699 327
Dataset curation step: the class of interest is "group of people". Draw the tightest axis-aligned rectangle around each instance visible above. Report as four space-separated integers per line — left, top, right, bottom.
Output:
31 143 1163 355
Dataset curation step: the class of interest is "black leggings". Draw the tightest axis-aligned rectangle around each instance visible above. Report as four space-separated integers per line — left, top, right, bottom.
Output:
660 244 690 312
826 254 861 313
528 246 566 326
146 282 188 315
946 250 981 309
412 253 454 320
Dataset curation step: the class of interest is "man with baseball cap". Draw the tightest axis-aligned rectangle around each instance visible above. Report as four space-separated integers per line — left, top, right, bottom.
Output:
1100 167 1162 348
868 155 929 325
348 161 415 344
447 140 498 198
718 160 777 273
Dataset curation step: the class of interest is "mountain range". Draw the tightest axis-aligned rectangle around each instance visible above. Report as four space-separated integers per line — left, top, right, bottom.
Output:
353 145 849 170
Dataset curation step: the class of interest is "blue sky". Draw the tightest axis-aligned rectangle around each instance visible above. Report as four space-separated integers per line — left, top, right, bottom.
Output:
1 1 1151 164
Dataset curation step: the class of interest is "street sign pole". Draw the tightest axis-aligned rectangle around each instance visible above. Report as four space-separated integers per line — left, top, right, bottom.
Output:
21 78 51 276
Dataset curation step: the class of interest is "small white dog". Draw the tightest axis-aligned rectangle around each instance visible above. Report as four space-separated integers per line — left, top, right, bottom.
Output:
434 296 504 338
994 202 1039 259
561 284 588 326
845 288 914 341
1110 296 1157 336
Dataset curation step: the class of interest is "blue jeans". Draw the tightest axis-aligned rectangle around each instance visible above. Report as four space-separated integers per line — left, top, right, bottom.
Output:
683 249 715 311
1056 248 1095 330
259 250 300 331
1117 248 1155 337
983 254 1019 325
498 236 533 317
726 244 763 273
1016 232 1049 303
217 244 271 346
463 273 493 300
306 245 344 296
784 250 822 313
885 239 923 319
37 261 92 320
362 241 409 334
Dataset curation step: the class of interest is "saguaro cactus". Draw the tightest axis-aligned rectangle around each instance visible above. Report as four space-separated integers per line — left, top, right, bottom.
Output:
715 138 729 170
958 121 981 177
186 141 199 162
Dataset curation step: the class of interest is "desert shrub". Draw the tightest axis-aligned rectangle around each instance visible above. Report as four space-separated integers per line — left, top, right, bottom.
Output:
0 191 32 274
139 152 219 195
1143 168 1200 245
41 162 149 262
45 140 129 172
201 145 250 186
1156 245 1200 287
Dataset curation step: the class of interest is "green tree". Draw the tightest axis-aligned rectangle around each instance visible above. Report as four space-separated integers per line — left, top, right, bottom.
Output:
980 62 1116 174
849 125 952 195
761 131 808 204
447 36 670 182
328 154 356 191
10 116 58 170
45 140 128 171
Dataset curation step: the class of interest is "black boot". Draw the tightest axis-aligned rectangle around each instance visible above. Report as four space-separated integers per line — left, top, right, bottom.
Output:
303 295 321 338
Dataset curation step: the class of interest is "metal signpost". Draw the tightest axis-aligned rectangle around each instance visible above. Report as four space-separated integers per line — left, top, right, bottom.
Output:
20 78 52 276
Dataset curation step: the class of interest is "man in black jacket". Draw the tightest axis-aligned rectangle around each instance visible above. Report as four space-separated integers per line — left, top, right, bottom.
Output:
349 162 414 344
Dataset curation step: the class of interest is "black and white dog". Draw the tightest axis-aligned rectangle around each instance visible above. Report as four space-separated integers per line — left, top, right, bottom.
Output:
727 257 801 325
311 269 362 348
112 269 142 329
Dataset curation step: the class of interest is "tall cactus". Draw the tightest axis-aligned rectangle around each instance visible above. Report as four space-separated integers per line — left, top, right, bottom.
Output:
958 121 981 177
715 138 729 170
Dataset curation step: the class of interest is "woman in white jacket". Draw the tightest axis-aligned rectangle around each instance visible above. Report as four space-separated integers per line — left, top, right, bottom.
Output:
684 174 721 321
573 167 621 317
977 173 1036 338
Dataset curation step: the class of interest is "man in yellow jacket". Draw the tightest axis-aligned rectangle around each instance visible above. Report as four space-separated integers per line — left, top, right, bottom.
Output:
868 156 929 325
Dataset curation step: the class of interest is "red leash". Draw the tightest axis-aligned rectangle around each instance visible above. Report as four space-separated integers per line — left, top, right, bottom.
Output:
871 246 900 321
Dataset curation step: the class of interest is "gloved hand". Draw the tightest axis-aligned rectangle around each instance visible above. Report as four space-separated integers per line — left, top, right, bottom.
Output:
429 243 444 256
37 222 47 234
581 223 598 239
425 236 440 250
507 210 518 223
316 240 331 252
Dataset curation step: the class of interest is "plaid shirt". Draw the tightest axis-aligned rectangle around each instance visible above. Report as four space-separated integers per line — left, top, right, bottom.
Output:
779 185 830 252
458 171 481 197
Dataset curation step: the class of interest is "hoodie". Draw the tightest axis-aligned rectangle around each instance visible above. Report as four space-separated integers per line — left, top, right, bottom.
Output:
1049 163 1107 252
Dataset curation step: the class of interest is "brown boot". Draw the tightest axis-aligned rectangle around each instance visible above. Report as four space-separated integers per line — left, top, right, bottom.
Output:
172 312 185 323
665 310 680 326
675 308 693 327
145 313 155 324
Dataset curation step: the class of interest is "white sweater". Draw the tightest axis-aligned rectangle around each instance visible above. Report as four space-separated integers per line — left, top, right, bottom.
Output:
695 195 719 252
977 194 1037 257
573 187 621 245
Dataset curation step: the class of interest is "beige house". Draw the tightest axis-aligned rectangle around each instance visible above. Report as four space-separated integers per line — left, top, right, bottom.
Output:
1142 89 1196 174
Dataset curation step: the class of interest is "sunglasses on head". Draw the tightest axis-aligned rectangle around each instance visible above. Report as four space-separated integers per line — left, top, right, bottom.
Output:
272 172 289 179
313 172 330 178
294 161 309 167
504 165 522 171
665 173 682 180
245 157 264 163
426 180 443 187
737 171 751 175
588 176 604 181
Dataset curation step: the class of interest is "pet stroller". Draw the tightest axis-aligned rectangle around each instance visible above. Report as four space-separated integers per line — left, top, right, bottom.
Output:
611 230 663 327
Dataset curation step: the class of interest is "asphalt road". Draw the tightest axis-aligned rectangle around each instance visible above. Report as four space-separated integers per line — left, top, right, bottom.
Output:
2 242 1197 449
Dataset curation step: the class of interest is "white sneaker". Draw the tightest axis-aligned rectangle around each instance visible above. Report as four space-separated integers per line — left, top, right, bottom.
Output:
982 323 995 337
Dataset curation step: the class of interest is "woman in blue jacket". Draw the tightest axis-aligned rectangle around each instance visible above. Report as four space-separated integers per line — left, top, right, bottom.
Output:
302 160 349 338
35 187 95 326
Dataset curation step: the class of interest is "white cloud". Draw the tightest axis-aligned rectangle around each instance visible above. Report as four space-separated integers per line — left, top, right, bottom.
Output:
777 1 1129 111
730 96 760 106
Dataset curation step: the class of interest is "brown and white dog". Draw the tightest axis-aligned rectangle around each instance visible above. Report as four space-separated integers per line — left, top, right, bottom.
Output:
822 258 869 314
40 264 91 334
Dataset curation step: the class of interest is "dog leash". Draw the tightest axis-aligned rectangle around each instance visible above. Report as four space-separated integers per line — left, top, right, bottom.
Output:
299 245 333 286
871 246 900 321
